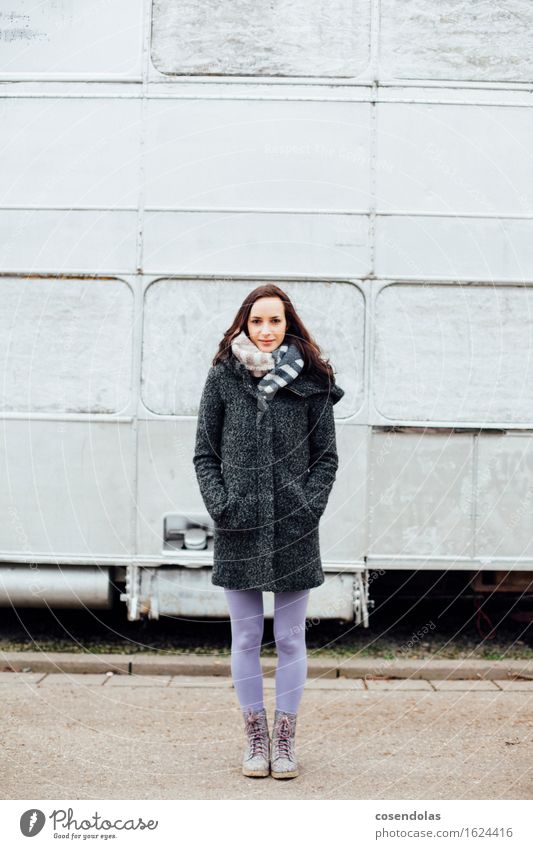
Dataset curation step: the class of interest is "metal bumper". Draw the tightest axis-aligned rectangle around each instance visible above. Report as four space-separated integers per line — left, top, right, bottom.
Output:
120 565 369 625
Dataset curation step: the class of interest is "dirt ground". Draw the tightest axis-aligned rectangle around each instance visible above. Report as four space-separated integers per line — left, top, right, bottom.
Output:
1 672 532 800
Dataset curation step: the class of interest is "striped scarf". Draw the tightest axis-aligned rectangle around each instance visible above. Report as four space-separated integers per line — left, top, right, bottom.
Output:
230 330 304 423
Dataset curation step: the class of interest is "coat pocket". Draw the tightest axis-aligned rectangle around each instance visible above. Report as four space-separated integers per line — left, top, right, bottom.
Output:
295 484 319 526
282 481 318 530
217 489 258 530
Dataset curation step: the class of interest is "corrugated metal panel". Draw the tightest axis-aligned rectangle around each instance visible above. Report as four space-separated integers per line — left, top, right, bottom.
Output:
368 431 473 559
0 210 138 274
144 99 372 209
376 102 533 215
142 212 370 277
380 0 533 83
0 420 135 557
151 0 371 78
476 434 533 560
0 277 133 414
375 216 533 281
0 98 142 207
373 283 533 425
0 0 144 78
141 278 361 416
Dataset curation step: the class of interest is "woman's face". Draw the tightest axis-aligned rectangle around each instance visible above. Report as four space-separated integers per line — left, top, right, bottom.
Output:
247 296 288 353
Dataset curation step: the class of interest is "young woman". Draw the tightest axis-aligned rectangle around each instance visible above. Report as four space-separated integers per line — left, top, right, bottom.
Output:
193 283 344 779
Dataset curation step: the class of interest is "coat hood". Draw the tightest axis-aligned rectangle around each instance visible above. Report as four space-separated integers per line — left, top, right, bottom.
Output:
222 352 345 405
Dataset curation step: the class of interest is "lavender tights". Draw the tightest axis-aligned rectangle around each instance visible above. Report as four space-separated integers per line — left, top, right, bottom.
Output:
224 588 310 714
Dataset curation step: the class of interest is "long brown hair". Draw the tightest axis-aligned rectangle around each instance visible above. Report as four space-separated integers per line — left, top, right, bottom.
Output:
212 283 335 386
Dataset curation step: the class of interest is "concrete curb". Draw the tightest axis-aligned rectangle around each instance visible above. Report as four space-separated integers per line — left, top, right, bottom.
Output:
1 651 532 680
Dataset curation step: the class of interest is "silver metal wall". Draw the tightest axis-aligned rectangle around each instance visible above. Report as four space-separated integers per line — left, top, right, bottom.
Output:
1 1 532 616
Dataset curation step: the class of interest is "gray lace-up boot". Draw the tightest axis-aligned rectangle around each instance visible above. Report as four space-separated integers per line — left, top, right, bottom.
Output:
241 707 270 778
270 709 299 779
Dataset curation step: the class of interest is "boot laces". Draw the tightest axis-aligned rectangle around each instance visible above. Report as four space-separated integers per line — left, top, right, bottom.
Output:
245 712 267 758
275 715 294 759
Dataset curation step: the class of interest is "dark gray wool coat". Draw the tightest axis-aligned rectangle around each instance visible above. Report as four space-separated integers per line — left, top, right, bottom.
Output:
193 353 345 593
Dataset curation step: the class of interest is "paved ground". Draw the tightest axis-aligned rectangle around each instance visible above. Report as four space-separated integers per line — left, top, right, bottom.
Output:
2 671 532 800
